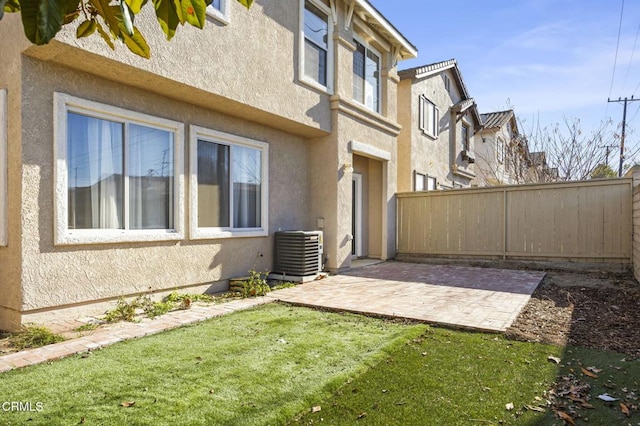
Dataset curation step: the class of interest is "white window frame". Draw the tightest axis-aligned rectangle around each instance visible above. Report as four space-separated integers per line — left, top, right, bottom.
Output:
299 0 334 93
418 95 439 138
0 89 6 246
53 93 185 245
206 0 230 24
427 176 437 191
190 125 269 240
497 137 505 164
461 121 471 151
352 34 382 113
414 171 426 191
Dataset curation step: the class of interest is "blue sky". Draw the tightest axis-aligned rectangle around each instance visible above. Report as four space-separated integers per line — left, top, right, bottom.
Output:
372 0 640 164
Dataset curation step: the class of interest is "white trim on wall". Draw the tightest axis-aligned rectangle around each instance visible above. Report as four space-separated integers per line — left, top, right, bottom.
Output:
299 0 334 94
0 89 6 246
53 93 185 245
189 125 269 240
206 0 231 24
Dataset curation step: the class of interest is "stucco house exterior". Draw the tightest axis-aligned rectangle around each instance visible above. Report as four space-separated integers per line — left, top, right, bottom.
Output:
475 110 555 186
475 110 530 186
397 59 482 192
0 0 417 330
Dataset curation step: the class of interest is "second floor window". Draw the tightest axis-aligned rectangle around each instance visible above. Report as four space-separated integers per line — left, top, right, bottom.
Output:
303 1 329 88
497 137 505 163
461 123 470 151
353 39 380 113
418 95 439 138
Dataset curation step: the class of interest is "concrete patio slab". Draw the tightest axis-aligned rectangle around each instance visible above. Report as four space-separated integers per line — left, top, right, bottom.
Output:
268 261 545 332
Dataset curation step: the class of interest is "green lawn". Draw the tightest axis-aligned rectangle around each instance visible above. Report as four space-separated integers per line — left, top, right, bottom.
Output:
0 304 422 425
1 304 638 425
293 328 640 425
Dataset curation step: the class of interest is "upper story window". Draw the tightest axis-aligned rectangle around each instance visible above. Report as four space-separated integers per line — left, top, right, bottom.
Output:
418 95 439 138
497 137 505 163
207 0 230 24
0 88 6 246
461 123 470 151
301 0 332 92
54 93 184 245
353 38 381 113
443 74 451 93
190 126 268 239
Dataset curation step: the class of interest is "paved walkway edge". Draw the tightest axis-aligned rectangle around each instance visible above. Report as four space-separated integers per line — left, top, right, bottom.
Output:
0 297 273 374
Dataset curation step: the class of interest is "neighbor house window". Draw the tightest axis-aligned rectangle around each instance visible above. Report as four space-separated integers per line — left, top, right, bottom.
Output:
418 95 439 138
427 176 437 191
415 172 425 191
461 123 470 150
54 93 184 245
301 0 332 91
207 0 230 24
497 137 505 163
190 126 268 239
353 38 381 112
443 74 451 93
0 88 6 246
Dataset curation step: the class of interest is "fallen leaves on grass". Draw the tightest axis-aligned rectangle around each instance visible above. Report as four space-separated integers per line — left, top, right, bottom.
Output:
311 406 321 413
620 402 630 416
548 355 561 364
580 367 598 378
556 410 575 425
120 401 135 407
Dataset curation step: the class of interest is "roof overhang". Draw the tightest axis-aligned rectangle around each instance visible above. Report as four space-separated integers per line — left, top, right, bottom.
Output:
349 0 418 60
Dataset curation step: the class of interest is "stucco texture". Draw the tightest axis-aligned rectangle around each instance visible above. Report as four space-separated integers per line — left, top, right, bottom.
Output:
18 59 311 312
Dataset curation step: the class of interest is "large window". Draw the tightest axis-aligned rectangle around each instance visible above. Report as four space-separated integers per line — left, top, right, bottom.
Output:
418 95 439 138
0 88 6 246
206 0 230 24
353 38 381 112
190 126 268 239
301 0 332 91
54 93 184 245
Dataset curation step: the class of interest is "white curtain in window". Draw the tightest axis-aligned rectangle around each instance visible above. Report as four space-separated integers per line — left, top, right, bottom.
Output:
128 124 174 230
68 112 123 229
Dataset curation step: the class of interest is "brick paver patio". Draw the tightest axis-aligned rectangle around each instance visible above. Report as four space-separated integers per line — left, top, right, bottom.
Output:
268 261 544 332
0 261 543 373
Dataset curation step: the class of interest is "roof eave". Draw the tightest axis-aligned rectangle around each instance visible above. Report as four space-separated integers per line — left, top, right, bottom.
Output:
354 0 418 60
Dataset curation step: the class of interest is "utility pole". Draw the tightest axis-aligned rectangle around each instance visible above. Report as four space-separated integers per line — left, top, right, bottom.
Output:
599 144 618 166
608 96 640 177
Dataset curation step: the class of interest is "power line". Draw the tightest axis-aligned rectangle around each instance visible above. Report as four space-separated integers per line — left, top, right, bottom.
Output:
622 23 640 93
607 0 626 102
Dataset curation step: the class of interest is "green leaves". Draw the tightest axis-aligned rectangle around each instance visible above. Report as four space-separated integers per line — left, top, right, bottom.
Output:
153 0 178 40
173 0 206 28
236 0 251 8
119 24 149 58
19 0 79 44
1 0 21 20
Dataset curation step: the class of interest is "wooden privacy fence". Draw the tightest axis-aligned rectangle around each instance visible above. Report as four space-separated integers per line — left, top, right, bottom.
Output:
397 179 633 263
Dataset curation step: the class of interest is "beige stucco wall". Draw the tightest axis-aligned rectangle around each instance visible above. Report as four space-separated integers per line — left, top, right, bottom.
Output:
25 1 332 138
0 0 411 327
398 68 476 192
0 16 27 330
476 121 520 186
16 58 311 317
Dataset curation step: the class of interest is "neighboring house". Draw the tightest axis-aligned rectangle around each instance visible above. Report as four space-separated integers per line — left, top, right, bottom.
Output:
397 59 482 191
475 110 531 186
0 0 417 329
